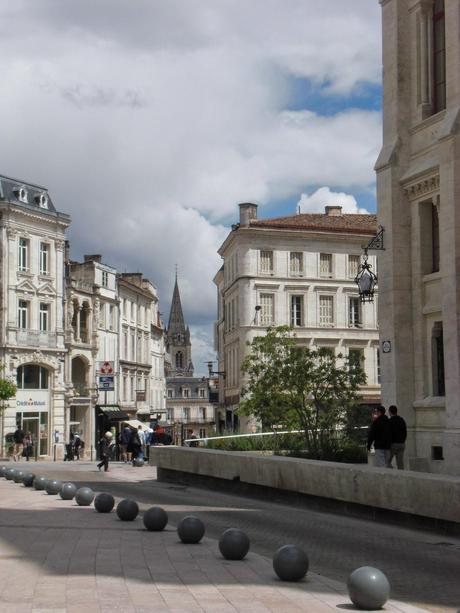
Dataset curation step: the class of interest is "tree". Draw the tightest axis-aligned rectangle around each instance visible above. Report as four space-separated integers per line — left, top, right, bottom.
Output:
0 362 17 456
239 326 366 459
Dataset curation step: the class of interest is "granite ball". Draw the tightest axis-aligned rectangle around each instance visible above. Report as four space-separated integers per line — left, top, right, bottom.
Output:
22 473 35 487
116 498 139 521
33 476 47 490
133 458 144 467
5 468 17 481
60 482 77 500
0 465 8 478
46 479 63 495
177 516 205 544
273 545 309 582
75 487 95 506
94 493 115 513
347 566 390 610
143 506 168 531
219 528 250 560
13 470 25 483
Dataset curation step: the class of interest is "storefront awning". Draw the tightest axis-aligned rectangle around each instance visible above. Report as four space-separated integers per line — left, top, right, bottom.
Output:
96 405 129 421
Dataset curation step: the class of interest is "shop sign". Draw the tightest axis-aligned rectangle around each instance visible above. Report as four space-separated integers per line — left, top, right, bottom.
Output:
15 390 48 410
99 375 114 391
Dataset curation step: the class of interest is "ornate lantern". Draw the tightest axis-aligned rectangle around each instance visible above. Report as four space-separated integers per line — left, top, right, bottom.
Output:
354 226 384 304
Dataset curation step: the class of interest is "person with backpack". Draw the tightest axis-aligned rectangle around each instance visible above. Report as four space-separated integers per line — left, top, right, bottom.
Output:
388 405 407 469
367 406 392 468
13 426 25 462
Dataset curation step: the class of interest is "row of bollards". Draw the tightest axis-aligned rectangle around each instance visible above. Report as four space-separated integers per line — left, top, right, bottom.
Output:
0 464 390 610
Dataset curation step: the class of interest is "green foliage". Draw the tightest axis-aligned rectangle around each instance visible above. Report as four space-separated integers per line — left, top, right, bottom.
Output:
239 326 366 459
0 361 17 409
206 432 304 452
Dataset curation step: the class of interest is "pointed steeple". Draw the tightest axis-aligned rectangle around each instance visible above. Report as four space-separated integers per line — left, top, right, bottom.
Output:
166 270 194 377
167 274 186 334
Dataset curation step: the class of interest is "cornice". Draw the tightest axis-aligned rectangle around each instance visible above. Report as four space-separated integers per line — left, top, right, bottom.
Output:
403 174 440 201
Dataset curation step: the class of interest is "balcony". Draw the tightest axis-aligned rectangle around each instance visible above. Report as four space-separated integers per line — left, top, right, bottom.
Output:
171 417 216 425
17 329 57 348
72 383 91 398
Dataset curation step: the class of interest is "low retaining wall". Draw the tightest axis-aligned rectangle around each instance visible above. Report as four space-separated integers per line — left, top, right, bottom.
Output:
150 447 460 529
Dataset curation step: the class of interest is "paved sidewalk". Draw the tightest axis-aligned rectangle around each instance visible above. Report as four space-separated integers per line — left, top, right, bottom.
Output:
0 470 431 613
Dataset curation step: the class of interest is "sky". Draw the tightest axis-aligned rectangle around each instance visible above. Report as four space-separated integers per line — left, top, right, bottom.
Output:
0 0 382 375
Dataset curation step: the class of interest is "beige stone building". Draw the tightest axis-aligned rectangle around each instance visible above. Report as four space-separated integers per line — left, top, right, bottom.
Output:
376 0 460 473
214 203 381 432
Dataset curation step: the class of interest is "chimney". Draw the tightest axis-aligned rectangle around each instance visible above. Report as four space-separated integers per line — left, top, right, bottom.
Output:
239 202 258 227
325 205 343 217
84 254 102 263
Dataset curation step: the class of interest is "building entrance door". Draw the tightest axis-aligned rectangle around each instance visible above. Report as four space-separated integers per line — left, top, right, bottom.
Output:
22 416 39 459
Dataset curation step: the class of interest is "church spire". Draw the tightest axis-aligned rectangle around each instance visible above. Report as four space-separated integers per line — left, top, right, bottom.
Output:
166 271 193 376
167 274 186 334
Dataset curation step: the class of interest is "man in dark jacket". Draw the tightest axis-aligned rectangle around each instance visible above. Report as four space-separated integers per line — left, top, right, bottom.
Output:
388 405 407 470
367 406 392 468
13 426 25 462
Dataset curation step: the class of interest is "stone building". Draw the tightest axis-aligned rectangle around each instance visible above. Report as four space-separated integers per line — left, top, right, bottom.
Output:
0 174 70 458
376 0 460 473
214 203 381 432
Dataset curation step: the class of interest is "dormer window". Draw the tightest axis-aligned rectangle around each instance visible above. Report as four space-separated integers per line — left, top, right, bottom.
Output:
14 186 28 204
35 193 48 209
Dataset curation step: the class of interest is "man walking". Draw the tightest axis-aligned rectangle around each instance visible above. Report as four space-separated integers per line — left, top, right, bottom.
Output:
367 406 392 468
388 405 407 469
13 425 25 462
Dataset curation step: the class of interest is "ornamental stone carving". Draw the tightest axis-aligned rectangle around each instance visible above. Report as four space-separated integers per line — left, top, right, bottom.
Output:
404 175 440 201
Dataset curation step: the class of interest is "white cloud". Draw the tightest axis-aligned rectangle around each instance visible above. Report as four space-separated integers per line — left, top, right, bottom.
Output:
297 187 370 215
0 1 381 373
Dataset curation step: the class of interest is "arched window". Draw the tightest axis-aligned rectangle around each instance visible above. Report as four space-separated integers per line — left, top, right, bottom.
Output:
17 365 49 389
175 351 183 368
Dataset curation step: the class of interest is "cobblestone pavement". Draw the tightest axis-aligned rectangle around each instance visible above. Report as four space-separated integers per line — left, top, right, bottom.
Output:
0 460 457 613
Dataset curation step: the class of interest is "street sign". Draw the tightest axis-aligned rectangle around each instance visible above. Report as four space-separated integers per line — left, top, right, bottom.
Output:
99 361 114 374
99 375 114 391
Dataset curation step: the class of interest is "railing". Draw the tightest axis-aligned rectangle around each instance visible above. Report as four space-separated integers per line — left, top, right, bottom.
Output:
73 383 91 397
172 417 216 425
17 329 57 348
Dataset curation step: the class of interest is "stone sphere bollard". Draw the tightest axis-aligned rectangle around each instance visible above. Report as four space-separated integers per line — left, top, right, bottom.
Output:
94 493 115 513
13 470 25 483
116 499 139 521
0 465 8 478
273 545 309 582
46 480 63 495
143 507 168 531
5 468 17 481
219 528 250 560
60 482 77 500
347 566 390 610
33 476 47 490
22 473 35 487
133 458 144 467
75 487 95 506
177 516 205 544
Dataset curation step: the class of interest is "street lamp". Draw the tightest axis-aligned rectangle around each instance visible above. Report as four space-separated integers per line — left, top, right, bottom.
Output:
354 226 385 303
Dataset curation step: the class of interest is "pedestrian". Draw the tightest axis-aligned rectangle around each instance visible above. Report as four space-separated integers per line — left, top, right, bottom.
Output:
120 425 132 463
367 406 392 468
97 431 113 472
137 425 145 460
73 433 82 460
12 425 25 462
388 405 407 469
130 429 142 463
23 431 33 461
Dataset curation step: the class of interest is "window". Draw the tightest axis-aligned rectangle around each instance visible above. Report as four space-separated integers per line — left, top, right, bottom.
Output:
319 253 332 277
130 376 135 401
432 321 445 396
349 348 364 373
348 255 360 279
17 365 49 389
102 271 108 287
199 388 205 398
349 297 361 328
290 295 303 327
167 389 173 398
167 409 174 421
176 351 183 369
260 250 274 274
109 305 115 330
183 388 190 398
123 375 128 402
433 0 446 113
376 348 381 384
199 428 206 438
39 243 49 275
259 293 274 326
182 407 190 420
289 252 303 276
39 303 49 332
319 296 334 326
18 300 28 329
200 407 207 420
18 238 28 272
432 204 440 273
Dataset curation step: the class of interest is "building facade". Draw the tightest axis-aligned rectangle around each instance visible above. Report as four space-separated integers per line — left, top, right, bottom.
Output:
214 203 381 432
0 175 70 458
376 0 460 473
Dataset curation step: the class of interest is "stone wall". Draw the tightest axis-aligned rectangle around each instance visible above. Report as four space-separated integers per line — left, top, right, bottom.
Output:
150 447 460 526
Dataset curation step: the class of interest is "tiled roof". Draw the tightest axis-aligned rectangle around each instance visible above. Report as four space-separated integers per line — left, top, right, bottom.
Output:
250 213 377 235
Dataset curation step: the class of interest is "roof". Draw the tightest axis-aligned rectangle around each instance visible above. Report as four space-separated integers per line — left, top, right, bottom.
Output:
167 277 187 334
249 212 377 235
0 174 70 221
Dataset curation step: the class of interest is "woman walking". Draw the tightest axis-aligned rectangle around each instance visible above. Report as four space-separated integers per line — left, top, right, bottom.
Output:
97 431 113 472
